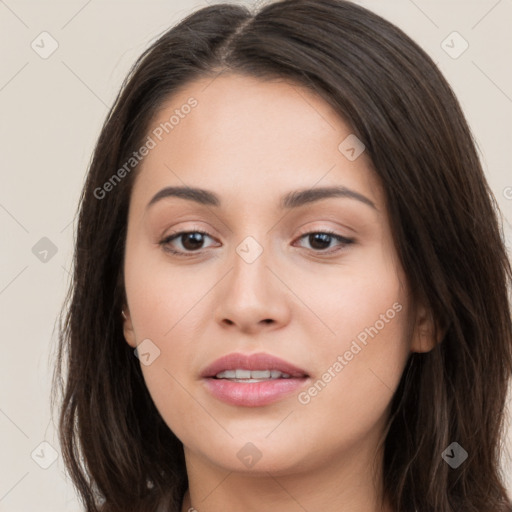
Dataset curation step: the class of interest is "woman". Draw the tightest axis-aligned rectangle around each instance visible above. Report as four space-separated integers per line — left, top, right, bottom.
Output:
53 0 512 511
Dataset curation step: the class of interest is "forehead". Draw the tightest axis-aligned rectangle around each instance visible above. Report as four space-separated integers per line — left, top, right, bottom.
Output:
129 72 382 212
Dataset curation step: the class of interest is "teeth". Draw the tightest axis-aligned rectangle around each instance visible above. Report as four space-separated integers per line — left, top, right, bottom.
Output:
215 369 292 380
236 369 251 379
217 370 236 379
251 370 270 379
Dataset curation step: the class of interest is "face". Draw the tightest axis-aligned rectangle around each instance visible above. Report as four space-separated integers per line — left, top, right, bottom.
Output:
122 73 435 476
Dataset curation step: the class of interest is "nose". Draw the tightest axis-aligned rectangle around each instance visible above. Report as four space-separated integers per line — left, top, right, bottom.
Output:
213 241 291 335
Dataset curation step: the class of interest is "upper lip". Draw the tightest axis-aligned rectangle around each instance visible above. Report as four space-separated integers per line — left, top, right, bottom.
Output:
200 352 309 378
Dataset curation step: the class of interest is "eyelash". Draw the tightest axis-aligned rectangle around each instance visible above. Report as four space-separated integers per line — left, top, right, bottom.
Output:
159 228 355 258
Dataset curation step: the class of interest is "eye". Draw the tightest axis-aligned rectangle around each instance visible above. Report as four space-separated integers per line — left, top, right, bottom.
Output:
159 228 355 257
294 230 355 254
159 230 218 257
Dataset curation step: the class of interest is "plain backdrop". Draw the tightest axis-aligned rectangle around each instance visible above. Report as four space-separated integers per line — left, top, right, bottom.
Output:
0 0 511 510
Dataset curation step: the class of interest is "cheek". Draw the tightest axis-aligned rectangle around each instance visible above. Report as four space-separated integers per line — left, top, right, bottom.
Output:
123 238 211 340
123 244 219 435
289 241 408 357
290 245 411 419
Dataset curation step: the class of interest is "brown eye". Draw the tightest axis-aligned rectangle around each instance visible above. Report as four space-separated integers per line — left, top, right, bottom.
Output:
160 230 216 256
179 232 207 251
295 231 355 253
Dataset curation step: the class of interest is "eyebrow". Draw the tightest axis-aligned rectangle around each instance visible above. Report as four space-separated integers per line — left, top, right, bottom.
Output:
146 185 377 211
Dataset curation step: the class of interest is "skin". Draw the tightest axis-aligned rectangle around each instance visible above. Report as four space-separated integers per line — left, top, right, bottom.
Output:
122 72 438 512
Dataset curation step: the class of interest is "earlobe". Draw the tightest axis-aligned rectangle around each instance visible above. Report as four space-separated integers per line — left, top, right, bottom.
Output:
122 308 137 348
410 304 444 353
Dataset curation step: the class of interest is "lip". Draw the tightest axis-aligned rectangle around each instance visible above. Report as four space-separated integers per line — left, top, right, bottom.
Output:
200 352 309 379
200 352 310 407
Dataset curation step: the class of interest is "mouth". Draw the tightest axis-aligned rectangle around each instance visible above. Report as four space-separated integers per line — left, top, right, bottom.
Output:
212 369 298 382
200 352 310 407
200 352 309 379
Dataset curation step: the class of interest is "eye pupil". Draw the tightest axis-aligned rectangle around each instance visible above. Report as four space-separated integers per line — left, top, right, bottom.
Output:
309 233 332 250
182 232 204 250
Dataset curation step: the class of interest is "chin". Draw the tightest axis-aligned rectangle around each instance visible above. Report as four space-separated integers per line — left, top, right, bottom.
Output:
193 436 311 475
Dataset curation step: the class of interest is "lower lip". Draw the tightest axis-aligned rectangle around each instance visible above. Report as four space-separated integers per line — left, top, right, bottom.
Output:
203 377 309 407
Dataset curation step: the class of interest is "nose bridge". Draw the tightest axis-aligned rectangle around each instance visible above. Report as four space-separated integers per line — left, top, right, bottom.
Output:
230 233 272 298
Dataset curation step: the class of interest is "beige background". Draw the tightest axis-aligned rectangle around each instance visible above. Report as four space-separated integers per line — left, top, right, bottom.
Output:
0 0 511 510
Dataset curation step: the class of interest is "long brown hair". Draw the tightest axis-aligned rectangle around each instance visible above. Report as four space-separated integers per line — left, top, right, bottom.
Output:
52 1 512 510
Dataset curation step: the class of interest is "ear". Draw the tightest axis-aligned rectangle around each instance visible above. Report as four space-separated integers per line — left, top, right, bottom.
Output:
410 302 445 353
122 307 137 348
